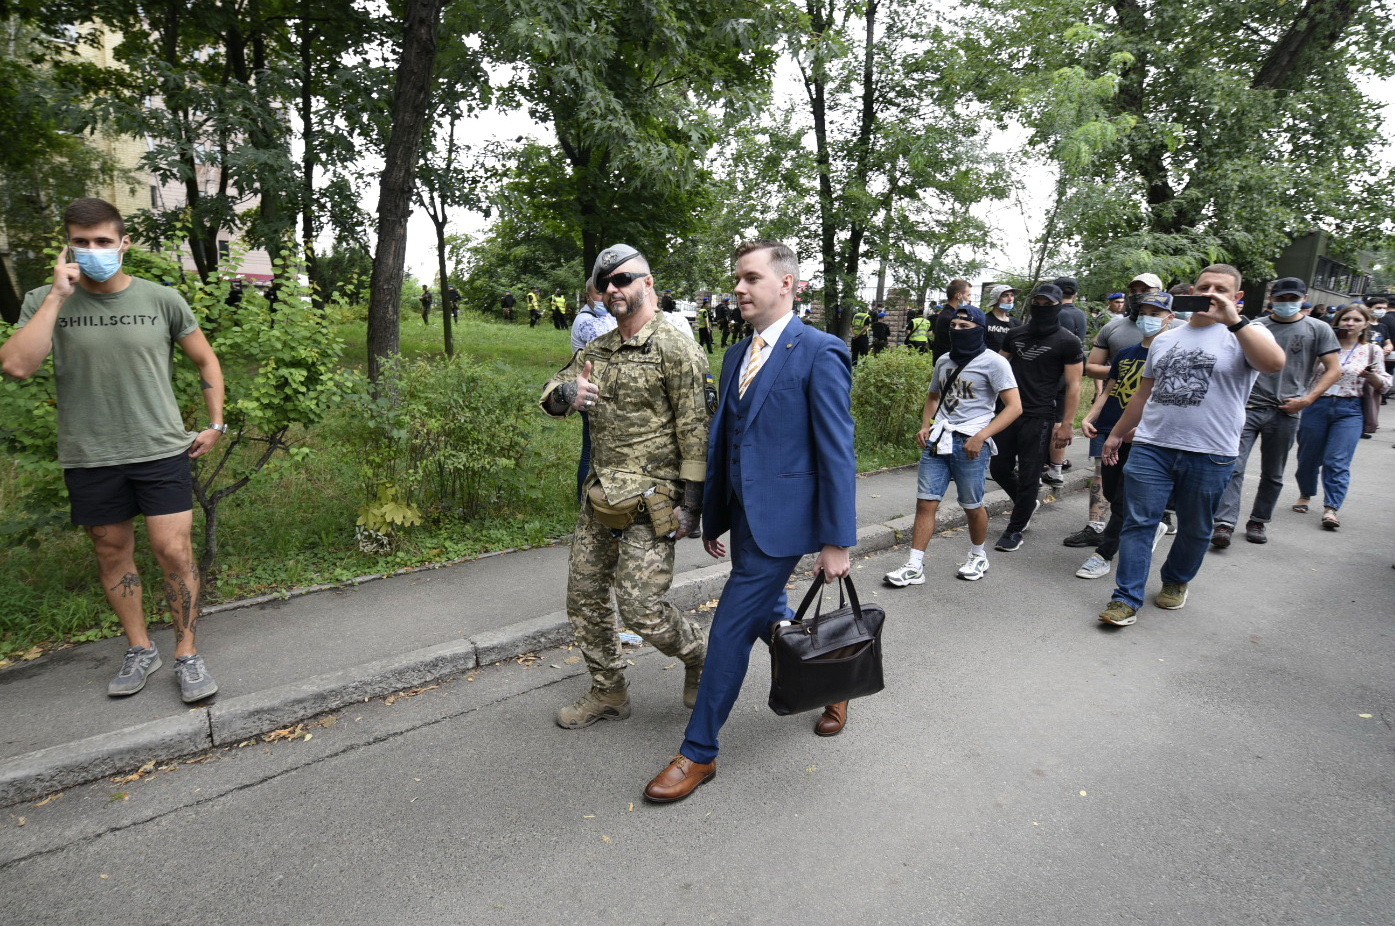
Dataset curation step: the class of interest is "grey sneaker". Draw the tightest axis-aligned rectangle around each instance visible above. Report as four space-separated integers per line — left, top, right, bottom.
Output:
1075 554 1111 579
1155 582 1189 610
1098 600 1138 626
1161 510 1176 534
556 687 632 729
108 645 162 697
884 562 925 586
173 654 218 703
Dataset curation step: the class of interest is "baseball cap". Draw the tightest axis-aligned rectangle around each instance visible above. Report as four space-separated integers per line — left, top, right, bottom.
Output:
1271 277 1307 298
1133 292 1174 313
1130 273 1164 290
1053 276 1079 297
1030 283 1064 305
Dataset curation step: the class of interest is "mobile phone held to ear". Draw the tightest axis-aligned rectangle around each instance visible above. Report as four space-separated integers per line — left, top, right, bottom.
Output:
1171 295 1213 315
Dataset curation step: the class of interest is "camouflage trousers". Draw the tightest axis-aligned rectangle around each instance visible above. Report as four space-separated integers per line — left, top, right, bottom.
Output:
566 503 705 693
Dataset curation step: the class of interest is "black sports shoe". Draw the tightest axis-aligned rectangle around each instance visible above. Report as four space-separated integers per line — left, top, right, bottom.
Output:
1062 525 1103 547
994 531 1024 552
1211 523 1233 549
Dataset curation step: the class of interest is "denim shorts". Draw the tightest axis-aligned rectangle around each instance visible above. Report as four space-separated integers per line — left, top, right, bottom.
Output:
917 433 991 508
1088 426 1113 458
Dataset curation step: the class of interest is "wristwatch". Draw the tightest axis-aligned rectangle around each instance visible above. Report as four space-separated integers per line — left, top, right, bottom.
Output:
1226 317 1250 333
207 423 228 434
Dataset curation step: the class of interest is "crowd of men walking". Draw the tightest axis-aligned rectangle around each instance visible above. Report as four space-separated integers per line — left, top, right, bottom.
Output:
6 195 1391 808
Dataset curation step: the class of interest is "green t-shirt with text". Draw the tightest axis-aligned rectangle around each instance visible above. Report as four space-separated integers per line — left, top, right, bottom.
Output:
18 277 200 468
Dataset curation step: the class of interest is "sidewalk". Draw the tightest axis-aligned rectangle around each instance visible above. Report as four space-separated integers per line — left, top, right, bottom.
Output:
0 449 1095 806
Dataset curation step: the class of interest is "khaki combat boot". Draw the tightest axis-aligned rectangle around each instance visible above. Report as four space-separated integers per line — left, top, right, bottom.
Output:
682 643 706 709
556 686 632 729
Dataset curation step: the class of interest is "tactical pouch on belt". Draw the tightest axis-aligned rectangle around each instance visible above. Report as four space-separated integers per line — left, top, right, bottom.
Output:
644 484 680 539
587 483 644 530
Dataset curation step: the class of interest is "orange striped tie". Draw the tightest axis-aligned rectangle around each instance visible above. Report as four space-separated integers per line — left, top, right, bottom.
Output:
738 335 767 398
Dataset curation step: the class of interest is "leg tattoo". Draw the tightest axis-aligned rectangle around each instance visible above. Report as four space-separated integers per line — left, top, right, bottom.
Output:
110 572 142 598
164 572 196 643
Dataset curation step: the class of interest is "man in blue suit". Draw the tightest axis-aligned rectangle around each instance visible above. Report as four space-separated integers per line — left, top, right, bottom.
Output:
643 239 858 803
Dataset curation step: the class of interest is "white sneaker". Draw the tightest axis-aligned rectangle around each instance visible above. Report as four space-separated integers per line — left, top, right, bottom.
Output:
885 562 925 587
1075 554 1111 579
956 553 990 581
1152 521 1169 550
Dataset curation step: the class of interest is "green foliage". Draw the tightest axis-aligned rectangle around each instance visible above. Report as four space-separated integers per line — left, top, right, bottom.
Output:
850 347 936 459
330 354 543 534
967 0 1395 281
0 328 64 542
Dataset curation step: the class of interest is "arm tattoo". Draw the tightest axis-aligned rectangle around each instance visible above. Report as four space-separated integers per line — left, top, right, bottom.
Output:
164 572 196 643
110 572 141 598
201 378 213 390
545 382 577 415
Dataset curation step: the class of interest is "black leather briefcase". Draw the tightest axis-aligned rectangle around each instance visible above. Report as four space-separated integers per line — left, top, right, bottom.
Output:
768 575 885 716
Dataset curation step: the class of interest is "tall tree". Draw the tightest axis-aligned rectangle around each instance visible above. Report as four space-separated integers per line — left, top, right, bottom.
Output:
482 0 781 274
365 0 446 383
966 0 1395 284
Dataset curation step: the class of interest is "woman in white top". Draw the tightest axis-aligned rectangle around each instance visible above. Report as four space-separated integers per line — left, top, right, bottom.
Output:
1292 304 1392 529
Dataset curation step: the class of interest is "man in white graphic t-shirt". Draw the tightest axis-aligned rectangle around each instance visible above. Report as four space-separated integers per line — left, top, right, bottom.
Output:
1096 263 1285 627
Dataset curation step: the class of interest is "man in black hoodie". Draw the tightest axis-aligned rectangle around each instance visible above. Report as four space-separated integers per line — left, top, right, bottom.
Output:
991 283 1084 552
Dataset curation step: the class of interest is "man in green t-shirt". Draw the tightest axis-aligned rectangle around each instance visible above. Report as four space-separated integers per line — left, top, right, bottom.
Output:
0 197 228 703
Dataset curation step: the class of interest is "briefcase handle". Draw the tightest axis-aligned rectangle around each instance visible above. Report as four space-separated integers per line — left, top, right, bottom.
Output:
791 574 868 646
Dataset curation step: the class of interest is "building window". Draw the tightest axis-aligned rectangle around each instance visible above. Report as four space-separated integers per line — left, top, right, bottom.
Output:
218 240 231 261
149 185 160 210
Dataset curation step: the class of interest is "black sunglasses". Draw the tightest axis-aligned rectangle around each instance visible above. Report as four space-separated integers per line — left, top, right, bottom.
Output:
599 270 648 290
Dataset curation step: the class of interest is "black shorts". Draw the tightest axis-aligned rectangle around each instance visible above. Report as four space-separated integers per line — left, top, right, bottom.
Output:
64 451 194 526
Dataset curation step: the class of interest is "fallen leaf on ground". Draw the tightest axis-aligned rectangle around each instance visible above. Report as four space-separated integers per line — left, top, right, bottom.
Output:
17 817 25 826
564 656 581 665
32 793 63 807
111 762 157 784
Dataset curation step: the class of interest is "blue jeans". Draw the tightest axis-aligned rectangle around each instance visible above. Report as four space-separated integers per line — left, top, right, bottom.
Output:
1111 442 1237 610
1294 395 1363 510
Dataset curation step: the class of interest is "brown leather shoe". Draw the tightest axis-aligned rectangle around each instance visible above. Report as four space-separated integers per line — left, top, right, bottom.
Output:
814 701 848 737
643 754 716 803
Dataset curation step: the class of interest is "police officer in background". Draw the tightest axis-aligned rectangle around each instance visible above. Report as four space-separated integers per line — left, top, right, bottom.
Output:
540 244 711 730
850 302 872 365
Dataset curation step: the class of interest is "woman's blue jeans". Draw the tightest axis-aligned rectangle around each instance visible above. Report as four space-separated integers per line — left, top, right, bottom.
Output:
1294 395 1363 510
1111 442 1237 610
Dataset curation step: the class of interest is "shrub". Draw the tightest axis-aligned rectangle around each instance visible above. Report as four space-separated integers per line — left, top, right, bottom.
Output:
331 355 543 538
850 348 937 456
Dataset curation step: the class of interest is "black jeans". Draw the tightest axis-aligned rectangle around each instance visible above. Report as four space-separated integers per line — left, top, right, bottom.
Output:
988 416 1055 532
1095 441 1132 560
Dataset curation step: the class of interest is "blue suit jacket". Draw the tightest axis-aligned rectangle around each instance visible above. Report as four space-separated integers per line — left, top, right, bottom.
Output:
703 314 857 557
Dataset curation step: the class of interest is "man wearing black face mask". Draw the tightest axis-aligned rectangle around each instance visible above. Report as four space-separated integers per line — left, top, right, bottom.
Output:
885 306 1021 587
990 283 1084 552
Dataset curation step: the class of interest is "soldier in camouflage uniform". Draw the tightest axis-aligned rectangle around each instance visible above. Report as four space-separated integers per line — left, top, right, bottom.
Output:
541 244 713 729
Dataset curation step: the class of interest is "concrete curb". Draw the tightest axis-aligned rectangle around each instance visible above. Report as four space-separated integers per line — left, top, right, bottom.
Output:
0 467 1090 807
0 713 212 808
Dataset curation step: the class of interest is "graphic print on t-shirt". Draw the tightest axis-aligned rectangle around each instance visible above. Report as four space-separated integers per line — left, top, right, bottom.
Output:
1151 347 1217 407
941 377 978 416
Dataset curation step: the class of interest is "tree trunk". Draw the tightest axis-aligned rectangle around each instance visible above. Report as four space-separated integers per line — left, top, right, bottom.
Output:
367 0 446 383
1252 0 1366 91
435 215 453 358
298 11 321 307
0 257 21 324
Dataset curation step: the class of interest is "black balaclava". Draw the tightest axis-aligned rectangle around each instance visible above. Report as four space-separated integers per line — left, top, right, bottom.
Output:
948 306 988 365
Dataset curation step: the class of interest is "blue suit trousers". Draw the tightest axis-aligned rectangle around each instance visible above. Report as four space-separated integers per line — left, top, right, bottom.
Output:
681 500 801 763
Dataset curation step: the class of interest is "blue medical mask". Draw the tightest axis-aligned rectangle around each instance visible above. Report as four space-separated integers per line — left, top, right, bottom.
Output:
1372 308 1386 319
71 245 124 283
1271 300 1302 319
1136 315 1167 337
1173 311 1192 321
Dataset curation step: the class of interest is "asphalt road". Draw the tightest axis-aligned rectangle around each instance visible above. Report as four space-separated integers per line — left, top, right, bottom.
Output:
2 460 1393 926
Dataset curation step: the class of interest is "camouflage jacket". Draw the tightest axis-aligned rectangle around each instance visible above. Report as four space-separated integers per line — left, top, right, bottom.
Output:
541 314 712 501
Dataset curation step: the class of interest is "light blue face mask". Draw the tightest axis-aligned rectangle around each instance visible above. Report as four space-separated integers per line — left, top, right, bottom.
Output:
1173 311 1192 321
1271 300 1302 319
70 245 124 283
1136 315 1167 337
